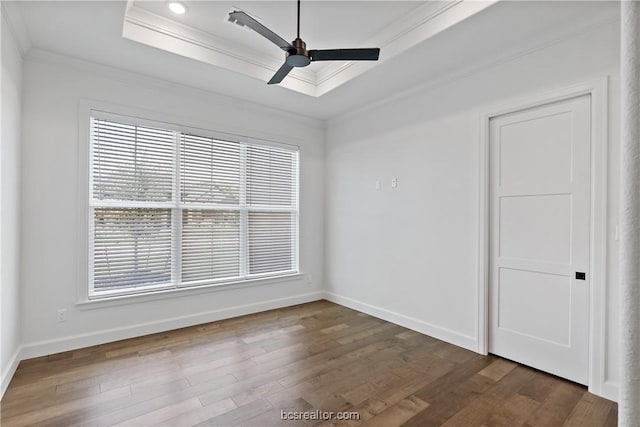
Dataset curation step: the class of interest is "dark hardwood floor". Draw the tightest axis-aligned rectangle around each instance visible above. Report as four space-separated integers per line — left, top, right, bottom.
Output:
0 301 617 426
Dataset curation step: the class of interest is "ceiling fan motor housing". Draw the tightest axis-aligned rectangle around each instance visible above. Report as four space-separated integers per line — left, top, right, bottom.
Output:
227 2 380 84
286 38 311 67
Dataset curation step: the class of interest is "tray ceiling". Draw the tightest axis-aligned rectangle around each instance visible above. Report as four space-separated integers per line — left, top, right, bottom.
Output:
122 1 495 96
5 1 620 119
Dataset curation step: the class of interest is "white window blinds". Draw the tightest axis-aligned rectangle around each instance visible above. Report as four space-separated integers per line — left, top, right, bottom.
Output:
92 120 174 202
92 208 172 291
89 115 299 297
246 145 296 207
246 145 298 275
181 210 241 283
248 211 296 275
180 134 241 205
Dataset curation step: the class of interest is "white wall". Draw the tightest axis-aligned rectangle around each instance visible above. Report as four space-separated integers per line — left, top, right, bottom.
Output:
19 50 325 358
325 21 620 399
1 10 24 395
5 1 623 405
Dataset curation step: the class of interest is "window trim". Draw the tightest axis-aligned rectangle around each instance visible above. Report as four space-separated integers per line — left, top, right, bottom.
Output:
76 272 305 310
77 100 302 306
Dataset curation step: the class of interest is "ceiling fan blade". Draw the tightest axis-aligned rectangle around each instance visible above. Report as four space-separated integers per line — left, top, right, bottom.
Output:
309 48 380 62
228 11 294 52
268 63 294 85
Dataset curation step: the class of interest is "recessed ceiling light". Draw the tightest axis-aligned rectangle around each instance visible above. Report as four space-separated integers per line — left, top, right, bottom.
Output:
168 2 187 15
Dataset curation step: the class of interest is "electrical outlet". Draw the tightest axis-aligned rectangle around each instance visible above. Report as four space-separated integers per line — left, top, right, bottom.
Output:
375 179 381 190
391 177 398 188
57 309 67 323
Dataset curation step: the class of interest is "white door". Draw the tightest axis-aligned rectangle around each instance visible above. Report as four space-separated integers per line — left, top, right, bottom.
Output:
489 95 591 385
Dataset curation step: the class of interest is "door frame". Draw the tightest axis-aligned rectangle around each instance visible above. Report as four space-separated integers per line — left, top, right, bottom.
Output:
476 77 609 396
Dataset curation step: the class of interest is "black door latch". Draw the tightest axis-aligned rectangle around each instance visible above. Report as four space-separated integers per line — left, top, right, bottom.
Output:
576 272 586 280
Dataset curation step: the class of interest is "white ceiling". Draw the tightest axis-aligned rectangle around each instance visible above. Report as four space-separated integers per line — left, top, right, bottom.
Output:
6 1 619 120
126 1 423 92
122 1 493 96
134 0 422 70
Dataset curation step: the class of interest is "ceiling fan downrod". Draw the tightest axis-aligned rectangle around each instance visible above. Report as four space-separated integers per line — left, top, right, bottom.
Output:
227 0 381 85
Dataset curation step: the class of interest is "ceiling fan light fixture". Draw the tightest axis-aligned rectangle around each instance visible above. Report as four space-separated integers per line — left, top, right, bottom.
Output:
168 2 187 15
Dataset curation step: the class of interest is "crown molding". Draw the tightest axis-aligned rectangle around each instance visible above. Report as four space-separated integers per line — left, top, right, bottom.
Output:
314 0 497 96
326 15 618 127
122 1 497 97
315 1 459 86
122 3 318 96
1 1 32 56
25 48 325 130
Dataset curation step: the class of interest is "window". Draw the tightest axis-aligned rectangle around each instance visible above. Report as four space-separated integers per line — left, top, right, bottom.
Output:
89 113 299 298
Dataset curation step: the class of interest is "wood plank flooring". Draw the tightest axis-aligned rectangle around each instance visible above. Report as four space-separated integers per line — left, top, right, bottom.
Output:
0 301 617 426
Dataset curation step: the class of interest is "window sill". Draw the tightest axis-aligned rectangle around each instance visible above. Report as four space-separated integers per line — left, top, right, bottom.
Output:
76 272 305 310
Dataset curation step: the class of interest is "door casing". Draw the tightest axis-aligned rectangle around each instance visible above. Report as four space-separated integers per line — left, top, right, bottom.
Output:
476 77 609 398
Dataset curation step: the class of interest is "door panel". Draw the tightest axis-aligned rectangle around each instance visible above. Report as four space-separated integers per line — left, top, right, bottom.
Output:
497 268 571 345
489 95 591 385
499 194 572 263
499 111 574 188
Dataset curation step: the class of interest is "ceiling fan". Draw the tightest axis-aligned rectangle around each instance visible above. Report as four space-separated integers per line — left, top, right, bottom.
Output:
228 0 381 85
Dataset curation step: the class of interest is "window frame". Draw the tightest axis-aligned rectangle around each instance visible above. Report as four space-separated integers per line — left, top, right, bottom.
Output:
77 101 302 305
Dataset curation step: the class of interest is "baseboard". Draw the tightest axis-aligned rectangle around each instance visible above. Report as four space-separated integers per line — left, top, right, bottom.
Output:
1 345 22 399
323 291 477 352
600 380 619 402
21 291 324 360
7 291 619 404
